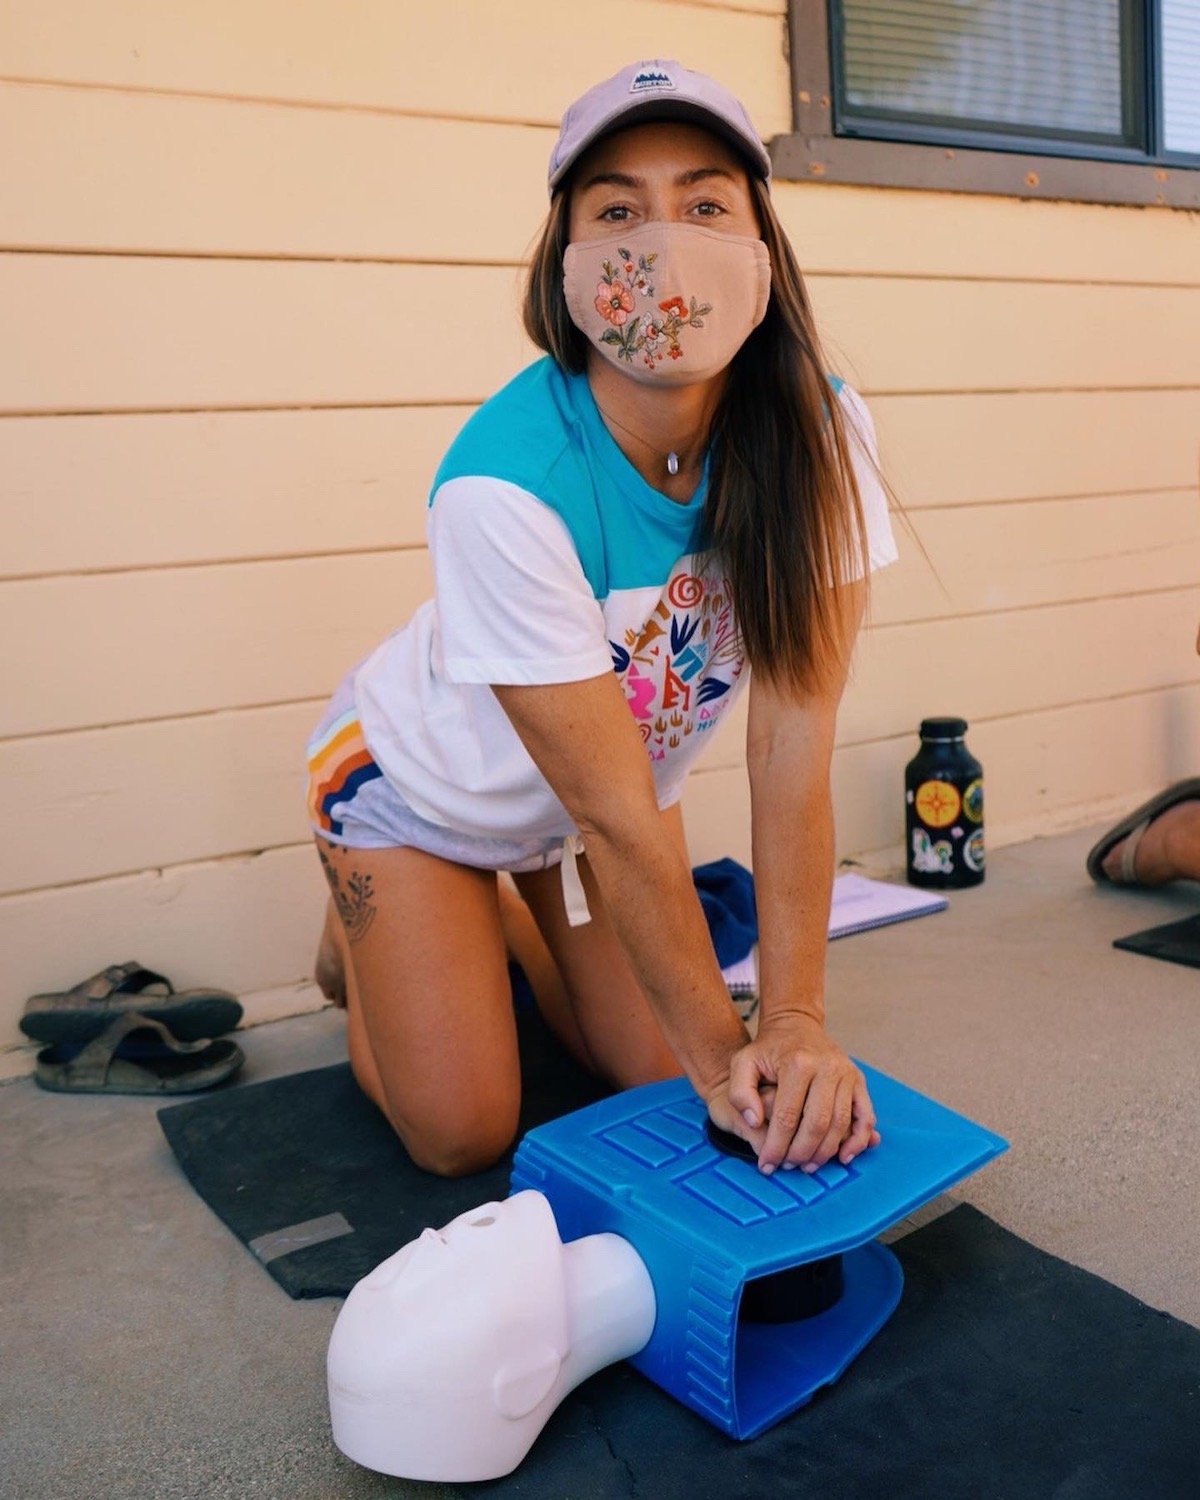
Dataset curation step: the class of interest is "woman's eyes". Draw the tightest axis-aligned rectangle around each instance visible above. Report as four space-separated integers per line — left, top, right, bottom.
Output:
595 199 729 223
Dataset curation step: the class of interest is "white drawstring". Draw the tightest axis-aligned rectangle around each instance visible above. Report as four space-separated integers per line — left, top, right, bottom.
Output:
559 833 592 927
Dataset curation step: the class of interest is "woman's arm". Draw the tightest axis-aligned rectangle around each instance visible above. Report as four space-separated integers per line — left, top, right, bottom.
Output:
726 578 881 1173
493 672 750 1105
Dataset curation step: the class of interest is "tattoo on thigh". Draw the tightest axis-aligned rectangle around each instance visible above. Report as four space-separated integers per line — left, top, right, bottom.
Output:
317 842 377 944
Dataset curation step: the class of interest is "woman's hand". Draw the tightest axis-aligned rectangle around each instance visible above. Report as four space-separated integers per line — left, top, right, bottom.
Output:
709 1013 881 1175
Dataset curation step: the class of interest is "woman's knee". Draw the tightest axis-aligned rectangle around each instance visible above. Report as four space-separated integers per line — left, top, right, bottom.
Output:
390 1093 521 1178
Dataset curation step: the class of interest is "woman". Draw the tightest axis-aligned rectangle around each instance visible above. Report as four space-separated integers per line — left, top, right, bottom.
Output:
308 60 899 1178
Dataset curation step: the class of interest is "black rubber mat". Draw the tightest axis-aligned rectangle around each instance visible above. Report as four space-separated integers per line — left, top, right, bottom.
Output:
477 1202 1199 1500
157 1007 609 1298
1114 911 1200 970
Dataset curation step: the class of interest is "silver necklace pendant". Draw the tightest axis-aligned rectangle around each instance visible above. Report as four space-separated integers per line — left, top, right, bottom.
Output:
667 451 679 476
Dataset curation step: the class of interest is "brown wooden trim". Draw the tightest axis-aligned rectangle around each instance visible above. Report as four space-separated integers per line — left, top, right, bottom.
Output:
770 132 1200 208
779 0 1200 209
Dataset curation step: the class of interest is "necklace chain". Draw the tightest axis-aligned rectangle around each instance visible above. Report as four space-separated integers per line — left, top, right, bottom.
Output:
592 399 699 479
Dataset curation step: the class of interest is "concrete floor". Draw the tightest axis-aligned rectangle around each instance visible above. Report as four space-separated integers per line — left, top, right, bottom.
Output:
2 824 1197 1499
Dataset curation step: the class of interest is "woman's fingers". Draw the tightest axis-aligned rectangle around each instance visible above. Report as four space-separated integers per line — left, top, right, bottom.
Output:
727 1046 768 1129
777 1067 839 1170
758 1060 819 1172
794 1074 855 1171
706 1087 768 1153
838 1073 878 1164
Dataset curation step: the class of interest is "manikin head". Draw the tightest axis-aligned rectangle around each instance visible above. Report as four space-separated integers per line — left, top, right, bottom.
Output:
327 1190 655 1482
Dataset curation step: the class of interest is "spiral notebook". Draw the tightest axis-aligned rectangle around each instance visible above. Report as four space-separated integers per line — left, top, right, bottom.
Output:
721 874 947 995
827 872 949 938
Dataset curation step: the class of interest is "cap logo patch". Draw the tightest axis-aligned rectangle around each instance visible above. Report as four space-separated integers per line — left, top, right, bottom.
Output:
629 68 675 93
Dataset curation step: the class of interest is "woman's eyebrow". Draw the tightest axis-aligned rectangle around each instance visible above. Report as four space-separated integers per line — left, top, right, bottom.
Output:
579 170 644 192
675 167 737 186
578 166 738 193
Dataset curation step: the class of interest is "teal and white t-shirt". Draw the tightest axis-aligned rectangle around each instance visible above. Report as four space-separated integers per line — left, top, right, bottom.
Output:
354 356 898 843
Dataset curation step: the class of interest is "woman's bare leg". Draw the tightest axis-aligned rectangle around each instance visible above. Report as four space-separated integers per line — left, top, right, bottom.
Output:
495 874 598 1071
314 838 521 1177
512 804 696 1090
314 898 347 1006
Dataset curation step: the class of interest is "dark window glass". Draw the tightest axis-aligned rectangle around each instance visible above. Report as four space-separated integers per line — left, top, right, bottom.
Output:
833 0 1140 149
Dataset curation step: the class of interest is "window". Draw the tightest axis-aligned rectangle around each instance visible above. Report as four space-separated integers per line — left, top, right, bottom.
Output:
774 0 1200 208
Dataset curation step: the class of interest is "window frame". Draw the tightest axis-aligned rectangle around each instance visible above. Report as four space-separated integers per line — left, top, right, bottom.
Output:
772 0 1200 209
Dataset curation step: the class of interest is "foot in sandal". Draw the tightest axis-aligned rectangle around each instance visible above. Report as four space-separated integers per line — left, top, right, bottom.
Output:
1099 800 1200 886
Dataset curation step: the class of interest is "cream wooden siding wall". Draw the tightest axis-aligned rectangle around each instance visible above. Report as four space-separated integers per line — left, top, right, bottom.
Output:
2 1 1199 1062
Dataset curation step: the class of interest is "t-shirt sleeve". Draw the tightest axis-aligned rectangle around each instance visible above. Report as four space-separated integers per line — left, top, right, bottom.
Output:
427 476 614 686
836 382 900 577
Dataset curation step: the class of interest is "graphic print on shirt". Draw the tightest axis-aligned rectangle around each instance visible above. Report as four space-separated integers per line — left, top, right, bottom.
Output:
608 559 744 764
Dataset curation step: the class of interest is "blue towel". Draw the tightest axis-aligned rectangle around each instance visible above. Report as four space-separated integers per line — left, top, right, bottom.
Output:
692 857 758 967
510 858 758 1009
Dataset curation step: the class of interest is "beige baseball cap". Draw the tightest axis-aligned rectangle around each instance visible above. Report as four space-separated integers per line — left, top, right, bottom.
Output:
548 59 772 195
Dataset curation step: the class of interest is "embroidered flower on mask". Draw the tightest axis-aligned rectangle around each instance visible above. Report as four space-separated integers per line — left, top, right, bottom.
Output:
638 312 664 349
596 279 635 326
658 296 688 317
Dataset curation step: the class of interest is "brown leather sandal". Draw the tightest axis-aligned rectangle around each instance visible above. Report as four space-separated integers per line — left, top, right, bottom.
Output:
20 961 242 1045
34 1012 245 1096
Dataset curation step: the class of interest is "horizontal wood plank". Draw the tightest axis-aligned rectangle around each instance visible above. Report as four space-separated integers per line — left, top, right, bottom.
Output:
0 83 551 265
4 390 1197 579
0 1 791 134
874 388 1200 510
873 490 1200 624
0 407 465 577
4 554 1196 739
811 277 1200 397
6 681 1197 1038
1 256 535 412
2 700 322 895
4 82 1198 288
6 255 1199 415
0 553 431 736
839 587 1200 748
772 181 1200 288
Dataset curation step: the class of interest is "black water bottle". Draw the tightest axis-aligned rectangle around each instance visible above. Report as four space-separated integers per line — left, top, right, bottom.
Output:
905 717 984 889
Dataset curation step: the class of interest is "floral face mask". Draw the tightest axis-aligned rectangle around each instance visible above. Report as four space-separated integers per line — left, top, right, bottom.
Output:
563 221 771 385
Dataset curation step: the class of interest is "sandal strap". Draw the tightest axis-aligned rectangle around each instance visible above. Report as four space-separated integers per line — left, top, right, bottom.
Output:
1118 818 1152 884
69 962 172 1003
60 1012 207 1087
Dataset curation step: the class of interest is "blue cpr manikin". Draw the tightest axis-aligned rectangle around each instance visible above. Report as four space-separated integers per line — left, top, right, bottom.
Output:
511 1062 1007 1438
327 1062 1007 1482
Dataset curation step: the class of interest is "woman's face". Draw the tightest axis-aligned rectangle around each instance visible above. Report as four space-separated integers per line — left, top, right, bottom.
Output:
567 120 760 245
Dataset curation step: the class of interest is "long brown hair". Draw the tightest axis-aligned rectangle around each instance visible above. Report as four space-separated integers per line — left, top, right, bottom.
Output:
524 173 897 694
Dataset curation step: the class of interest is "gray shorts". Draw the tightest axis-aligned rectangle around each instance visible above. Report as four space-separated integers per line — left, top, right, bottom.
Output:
305 670 568 874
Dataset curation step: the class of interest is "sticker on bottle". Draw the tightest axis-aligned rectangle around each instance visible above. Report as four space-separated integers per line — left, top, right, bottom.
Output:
914 780 961 829
911 828 954 874
964 830 986 872
963 778 984 824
